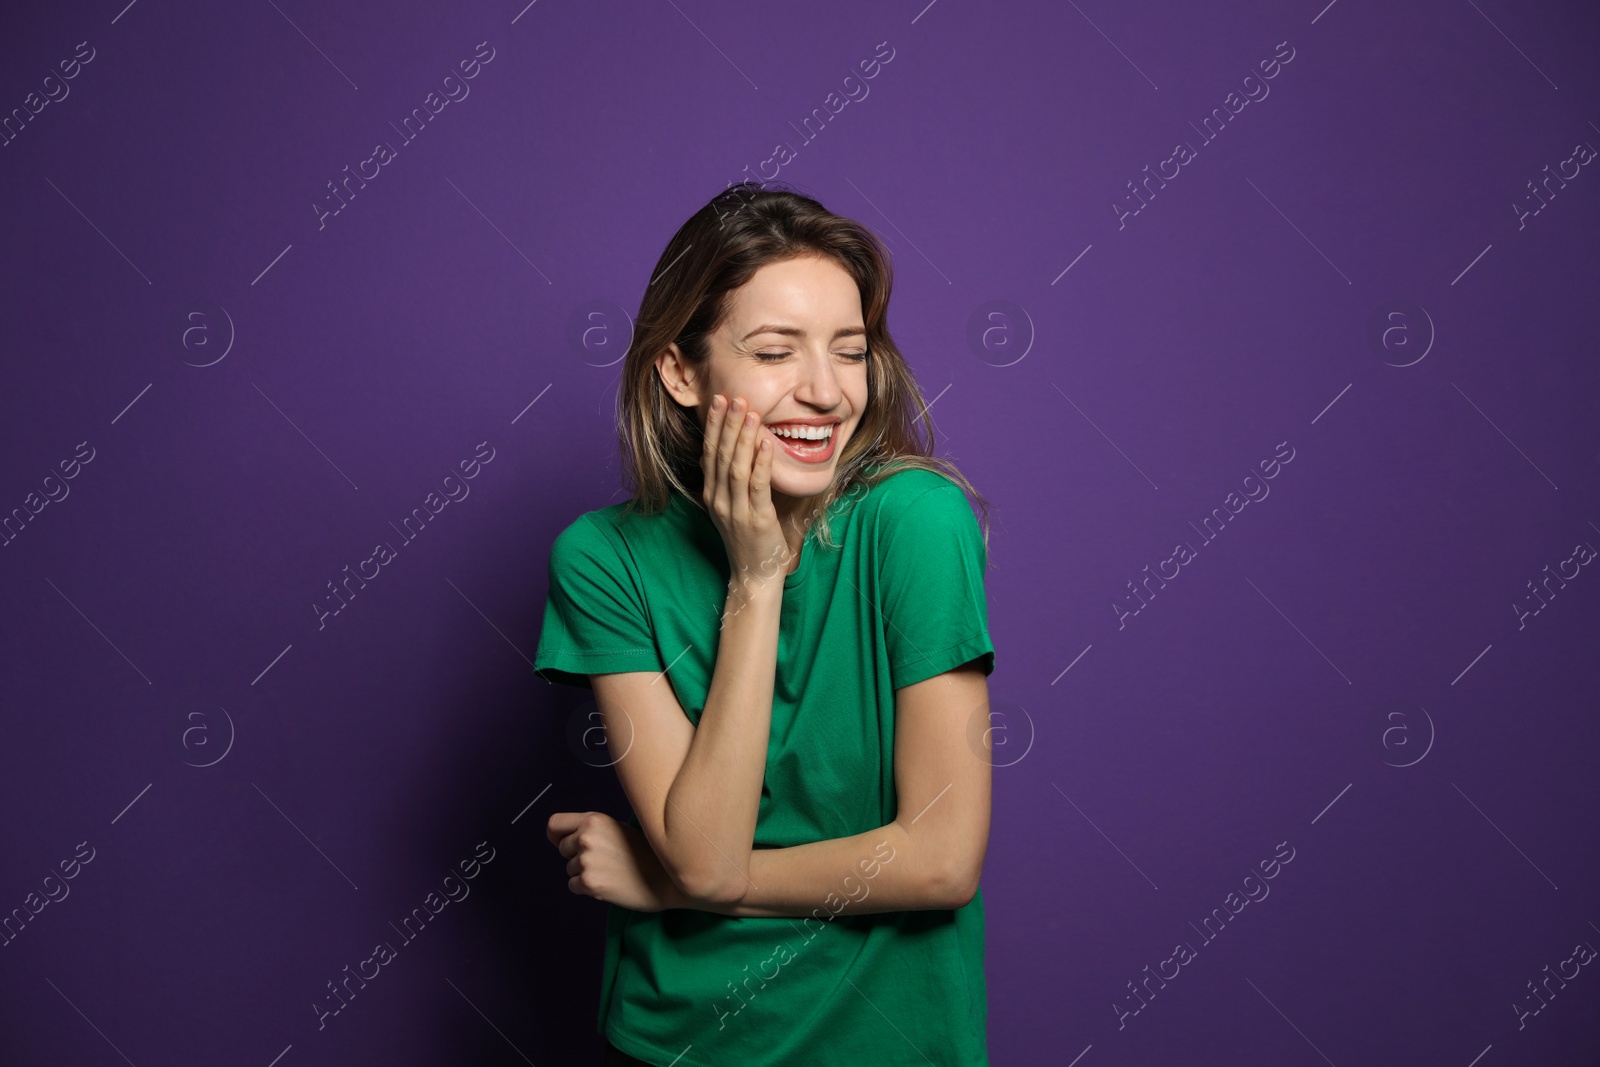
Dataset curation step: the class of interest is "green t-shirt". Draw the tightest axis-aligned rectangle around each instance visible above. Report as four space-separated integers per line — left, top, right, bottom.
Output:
533 465 996 1067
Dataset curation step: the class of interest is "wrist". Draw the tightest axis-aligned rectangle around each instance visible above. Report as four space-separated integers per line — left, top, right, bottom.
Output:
722 574 783 620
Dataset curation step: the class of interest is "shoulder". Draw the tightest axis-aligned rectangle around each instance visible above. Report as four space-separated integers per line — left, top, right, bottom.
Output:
855 465 983 562
547 495 685 572
549 509 606 556
863 465 971 523
546 502 630 570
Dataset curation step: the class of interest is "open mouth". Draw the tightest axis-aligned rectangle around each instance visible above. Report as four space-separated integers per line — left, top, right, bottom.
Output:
767 424 838 463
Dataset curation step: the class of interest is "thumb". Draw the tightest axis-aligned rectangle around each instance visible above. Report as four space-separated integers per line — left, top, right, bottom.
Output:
546 810 585 845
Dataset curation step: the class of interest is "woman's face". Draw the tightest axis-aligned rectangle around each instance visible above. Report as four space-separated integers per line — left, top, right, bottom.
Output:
659 254 870 518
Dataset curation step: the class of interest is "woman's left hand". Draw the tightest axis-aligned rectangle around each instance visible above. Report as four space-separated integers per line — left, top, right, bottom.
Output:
548 810 686 912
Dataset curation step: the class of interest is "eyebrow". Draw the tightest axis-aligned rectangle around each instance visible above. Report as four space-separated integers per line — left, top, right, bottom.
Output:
738 324 867 343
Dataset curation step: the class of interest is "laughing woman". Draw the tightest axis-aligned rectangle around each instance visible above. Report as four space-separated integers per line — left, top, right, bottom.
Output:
534 182 997 1067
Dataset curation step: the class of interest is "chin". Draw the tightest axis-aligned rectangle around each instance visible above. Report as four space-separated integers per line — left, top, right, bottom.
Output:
771 469 833 499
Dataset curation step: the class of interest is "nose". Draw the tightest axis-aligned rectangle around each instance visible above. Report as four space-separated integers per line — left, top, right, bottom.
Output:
793 346 844 409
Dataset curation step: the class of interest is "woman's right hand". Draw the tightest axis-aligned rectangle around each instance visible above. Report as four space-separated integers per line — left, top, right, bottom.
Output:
701 394 793 594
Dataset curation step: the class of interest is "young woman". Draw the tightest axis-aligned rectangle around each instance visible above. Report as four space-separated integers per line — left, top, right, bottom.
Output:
533 182 998 1066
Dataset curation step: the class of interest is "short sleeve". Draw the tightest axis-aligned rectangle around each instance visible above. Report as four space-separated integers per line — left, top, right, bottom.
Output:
532 516 664 689
879 479 996 691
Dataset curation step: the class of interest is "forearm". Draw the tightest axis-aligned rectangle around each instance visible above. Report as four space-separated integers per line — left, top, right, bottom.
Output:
663 818 959 916
661 574 783 901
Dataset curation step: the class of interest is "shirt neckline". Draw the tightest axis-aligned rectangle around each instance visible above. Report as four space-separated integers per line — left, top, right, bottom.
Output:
668 489 817 590
784 527 813 589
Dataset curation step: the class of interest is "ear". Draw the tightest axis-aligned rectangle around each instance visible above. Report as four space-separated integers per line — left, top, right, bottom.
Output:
655 343 699 409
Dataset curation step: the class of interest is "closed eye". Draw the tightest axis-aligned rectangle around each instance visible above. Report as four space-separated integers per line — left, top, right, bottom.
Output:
755 350 868 362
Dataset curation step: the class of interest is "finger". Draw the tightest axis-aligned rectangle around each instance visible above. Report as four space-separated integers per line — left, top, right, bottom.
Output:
714 398 747 505
749 428 773 510
707 396 738 512
727 410 757 514
701 394 726 500
546 811 582 845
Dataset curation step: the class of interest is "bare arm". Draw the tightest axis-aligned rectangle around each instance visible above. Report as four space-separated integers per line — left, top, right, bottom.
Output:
661 574 784 900
655 663 994 916
589 565 786 905
658 819 951 917
582 394 801 905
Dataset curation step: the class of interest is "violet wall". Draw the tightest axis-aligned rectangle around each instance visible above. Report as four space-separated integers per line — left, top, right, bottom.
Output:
2 0 1597 1063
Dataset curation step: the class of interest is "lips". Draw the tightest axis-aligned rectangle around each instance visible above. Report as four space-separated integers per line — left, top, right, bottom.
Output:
766 424 838 464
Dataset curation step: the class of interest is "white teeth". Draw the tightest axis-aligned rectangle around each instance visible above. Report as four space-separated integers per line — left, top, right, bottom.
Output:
770 424 834 440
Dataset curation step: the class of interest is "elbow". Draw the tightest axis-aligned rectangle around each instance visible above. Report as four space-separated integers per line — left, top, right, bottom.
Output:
934 859 981 910
656 822 749 905
675 864 747 907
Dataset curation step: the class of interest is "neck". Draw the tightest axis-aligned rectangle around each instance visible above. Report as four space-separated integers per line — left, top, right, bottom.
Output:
774 492 824 563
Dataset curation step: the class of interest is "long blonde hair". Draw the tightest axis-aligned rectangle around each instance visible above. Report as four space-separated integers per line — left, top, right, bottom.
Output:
615 181 990 554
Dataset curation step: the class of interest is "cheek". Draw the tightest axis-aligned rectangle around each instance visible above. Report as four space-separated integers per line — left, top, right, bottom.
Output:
848 374 870 412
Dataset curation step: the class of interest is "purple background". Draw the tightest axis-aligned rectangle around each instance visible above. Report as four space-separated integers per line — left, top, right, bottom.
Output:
3 0 1598 1063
